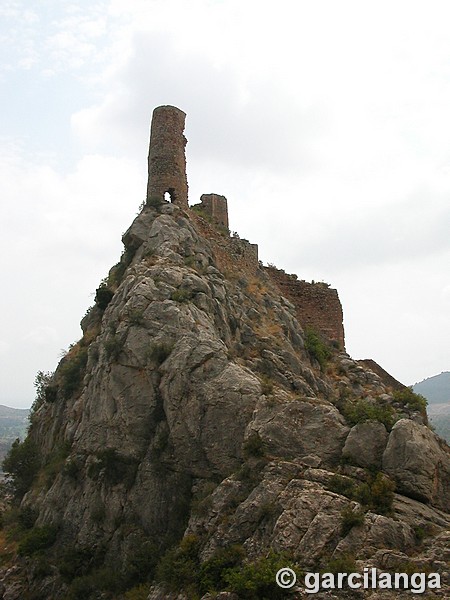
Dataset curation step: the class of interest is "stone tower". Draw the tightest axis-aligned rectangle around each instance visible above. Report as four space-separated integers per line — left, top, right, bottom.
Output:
146 105 189 209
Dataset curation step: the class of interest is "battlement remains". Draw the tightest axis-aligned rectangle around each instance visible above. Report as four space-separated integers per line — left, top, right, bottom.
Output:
146 105 189 209
266 266 345 349
198 194 229 230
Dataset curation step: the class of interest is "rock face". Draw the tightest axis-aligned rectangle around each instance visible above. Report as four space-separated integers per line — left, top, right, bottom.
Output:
383 419 450 511
343 421 388 469
2 111 449 599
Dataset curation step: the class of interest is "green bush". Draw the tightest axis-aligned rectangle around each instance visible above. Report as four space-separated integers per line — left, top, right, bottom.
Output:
124 584 153 600
123 540 159 586
58 545 98 582
340 507 365 536
156 535 201 592
147 342 174 365
147 195 164 208
243 433 265 459
260 375 274 396
60 347 88 399
30 370 57 416
364 472 395 515
393 387 427 413
87 448 138 487
95 285 114 310
2 437 40 498
18 506 38 529
343 398 396 430
66 567 125 600
323 553 357 575
128 309 145 326
18 524 58 556
171 288 192 303
304 328 331 370
328 472 395 516
224 552 292 599
199 545 245 594
104 335 125 362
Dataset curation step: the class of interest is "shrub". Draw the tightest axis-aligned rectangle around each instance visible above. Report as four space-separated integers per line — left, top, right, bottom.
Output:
87 448 138 487
128 309 145 326
342 398 396 430
66 567 124 600
323 553 357 575
224 552 292 599
123 540 159 586
104 335 125 362
18 506 38 529
304 328 331 370
365 472 395 515
199 545 245 594
393 387 427 413
328 475 356 498
95 285 114 310
124 584 153 600
243 432 265 459
171 288 192 303
60 347 88 399
147 195 164 208
30 370 56 415
329 472 395 516
2 437 40 498
260 375 274 396
147 342 174 365
155 535 201 592
58 545 98 582
340 507 365 536
18 524 58 556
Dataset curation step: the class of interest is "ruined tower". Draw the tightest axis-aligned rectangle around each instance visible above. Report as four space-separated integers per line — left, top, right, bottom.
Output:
146 105 189 209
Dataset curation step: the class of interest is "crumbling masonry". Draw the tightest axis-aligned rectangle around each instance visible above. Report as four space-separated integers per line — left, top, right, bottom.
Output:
145 105 345 348
146 105 189 209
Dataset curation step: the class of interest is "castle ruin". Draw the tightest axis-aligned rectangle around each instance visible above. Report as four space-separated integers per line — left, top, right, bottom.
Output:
146 105 189 209
145 105 345 349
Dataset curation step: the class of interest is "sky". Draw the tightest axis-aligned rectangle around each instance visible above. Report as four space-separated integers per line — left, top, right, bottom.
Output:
1 0 449 409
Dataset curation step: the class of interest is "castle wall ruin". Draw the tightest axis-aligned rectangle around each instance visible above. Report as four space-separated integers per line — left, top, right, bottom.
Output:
199 194 229 230
146 105 189 209
266 266 345 349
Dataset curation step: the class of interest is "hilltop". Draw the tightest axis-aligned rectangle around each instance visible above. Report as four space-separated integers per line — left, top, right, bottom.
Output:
0 107 448 600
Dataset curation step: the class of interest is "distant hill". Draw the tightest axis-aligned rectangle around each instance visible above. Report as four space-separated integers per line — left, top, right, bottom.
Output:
413 371 450 404
0 405 29 471
413 373 450 442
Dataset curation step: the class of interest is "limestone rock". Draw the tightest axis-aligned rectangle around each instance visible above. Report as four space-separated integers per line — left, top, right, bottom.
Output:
342 420 389 469
382 419 450 510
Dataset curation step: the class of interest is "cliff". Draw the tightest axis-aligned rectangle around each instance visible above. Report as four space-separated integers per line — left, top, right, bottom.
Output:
0 107 449 600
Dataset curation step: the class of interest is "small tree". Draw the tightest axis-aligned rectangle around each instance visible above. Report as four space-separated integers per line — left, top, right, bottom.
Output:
2 437 40 498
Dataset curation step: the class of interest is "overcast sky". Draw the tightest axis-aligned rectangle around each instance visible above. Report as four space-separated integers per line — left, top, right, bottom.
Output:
1 0 449 409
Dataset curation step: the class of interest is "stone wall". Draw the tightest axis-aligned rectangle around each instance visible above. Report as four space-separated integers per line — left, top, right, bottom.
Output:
230 238 259 269
146 105 189 209
265 266 345 349
198 194 229 230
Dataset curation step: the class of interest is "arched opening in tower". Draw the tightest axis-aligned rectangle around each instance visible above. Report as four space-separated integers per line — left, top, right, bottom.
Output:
164 188 177 203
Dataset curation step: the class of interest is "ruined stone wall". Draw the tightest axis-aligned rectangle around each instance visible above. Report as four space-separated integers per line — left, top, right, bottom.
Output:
266 266 345 349
199 194 229 230
230 238 258 270
146 105 188 209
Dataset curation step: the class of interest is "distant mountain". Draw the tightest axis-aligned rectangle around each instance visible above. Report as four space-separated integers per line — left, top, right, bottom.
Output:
0 405 29 471
413 371 450 404
413 373 450 442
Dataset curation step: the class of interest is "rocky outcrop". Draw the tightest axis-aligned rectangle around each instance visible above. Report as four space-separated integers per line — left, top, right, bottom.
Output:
382 419 450 511
2 198 448 599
